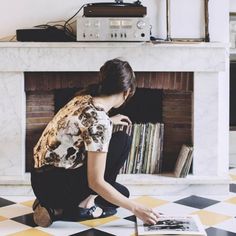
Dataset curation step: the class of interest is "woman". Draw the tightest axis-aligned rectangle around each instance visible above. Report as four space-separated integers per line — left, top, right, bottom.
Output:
31 58 159 227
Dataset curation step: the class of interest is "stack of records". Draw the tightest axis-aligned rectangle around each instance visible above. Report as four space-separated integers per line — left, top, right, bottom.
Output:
113 123 164 174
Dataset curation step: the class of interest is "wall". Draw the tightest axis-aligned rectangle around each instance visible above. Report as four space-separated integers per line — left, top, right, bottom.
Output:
230 0 236 12
0 0 229 42
230 131 236 167
230 0 236 167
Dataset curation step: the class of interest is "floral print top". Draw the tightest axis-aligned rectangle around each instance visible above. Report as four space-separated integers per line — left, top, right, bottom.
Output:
33 95 113 169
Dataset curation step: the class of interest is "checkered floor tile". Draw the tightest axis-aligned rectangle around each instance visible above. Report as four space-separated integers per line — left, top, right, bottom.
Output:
0 168 236 236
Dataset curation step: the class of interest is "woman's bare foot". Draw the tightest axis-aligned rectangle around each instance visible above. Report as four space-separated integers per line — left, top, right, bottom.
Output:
78 194 97 208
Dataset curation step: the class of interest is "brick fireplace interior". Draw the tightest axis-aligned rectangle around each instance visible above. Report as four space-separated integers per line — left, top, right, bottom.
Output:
25 72 193 173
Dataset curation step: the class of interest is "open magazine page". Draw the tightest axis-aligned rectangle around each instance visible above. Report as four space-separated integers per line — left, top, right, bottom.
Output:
137 215 206 236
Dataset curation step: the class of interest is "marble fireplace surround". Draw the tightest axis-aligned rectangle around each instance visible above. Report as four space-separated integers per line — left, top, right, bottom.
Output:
0 42 229 195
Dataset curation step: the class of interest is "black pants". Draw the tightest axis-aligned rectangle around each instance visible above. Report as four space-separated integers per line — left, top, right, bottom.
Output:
31 131 131 220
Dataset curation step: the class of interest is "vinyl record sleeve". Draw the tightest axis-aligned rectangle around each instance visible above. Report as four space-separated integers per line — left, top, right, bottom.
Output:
137 215 206 236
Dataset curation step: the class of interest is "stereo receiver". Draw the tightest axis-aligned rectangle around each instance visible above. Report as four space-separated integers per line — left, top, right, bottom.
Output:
76 17 150 42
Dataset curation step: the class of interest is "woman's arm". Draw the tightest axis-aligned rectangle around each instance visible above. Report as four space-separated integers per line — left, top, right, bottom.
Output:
87 151 159 225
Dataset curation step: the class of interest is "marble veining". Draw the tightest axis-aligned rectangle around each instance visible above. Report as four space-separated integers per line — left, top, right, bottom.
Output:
0 72 24 177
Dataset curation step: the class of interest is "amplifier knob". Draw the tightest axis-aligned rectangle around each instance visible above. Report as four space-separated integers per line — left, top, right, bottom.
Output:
137 20 146 29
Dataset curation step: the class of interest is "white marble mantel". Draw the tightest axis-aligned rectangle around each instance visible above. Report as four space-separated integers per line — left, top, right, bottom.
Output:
0 42 226 72
0 42 230 195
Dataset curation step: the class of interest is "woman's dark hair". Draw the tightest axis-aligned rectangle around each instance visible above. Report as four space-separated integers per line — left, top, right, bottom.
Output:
77 58 136 100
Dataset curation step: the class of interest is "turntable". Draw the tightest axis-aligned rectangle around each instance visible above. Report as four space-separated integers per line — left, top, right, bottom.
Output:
77 0 150 42
83 0 146 17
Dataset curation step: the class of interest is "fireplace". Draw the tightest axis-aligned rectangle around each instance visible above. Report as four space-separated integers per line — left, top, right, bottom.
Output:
0 42 229 195
25 72 193 173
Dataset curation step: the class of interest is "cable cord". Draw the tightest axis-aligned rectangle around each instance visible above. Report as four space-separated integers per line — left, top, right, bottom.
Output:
32 4 87 41
63 4 87 34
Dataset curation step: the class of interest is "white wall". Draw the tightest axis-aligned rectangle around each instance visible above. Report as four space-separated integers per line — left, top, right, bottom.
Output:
230 0 236 167
230 131 236 167
0 0 229 42
230 0 236 12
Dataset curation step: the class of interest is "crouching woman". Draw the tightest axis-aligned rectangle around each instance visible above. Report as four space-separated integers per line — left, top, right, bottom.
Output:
31 58 159 227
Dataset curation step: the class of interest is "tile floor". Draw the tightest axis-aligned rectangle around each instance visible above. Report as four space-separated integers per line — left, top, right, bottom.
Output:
0 168 236 236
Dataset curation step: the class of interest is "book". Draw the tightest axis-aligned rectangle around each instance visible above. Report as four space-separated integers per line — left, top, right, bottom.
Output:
127 124 137 174
146 123 155 174
137 215 206 236
150 124 158 174
142 123 150 173
136 124 146 173
180 147 193 178
132 124 141 173
174 145 193 178
158 124 164 173
160 144 193 178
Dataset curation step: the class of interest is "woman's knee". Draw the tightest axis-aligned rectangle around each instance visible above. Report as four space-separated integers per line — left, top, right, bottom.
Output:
109 131 132 154
122 185 130 198
114 182 130 198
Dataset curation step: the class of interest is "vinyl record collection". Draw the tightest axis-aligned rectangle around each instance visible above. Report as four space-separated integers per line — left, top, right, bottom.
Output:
113 123 164 174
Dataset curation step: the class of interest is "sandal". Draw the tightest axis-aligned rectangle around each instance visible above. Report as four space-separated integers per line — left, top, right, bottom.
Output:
78 204 117 219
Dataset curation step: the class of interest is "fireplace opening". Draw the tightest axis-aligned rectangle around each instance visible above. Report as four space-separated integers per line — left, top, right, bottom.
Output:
54 87 163 123
25 72 193 174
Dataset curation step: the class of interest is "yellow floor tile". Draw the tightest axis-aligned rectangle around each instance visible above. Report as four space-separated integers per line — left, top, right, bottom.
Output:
225 196 236 205
0 216 7 222
79 215 120 227
0 204 33 218
20 199 35 208
191 210 232 226
132 196 169 208
8 228 53 236
79 216 120 227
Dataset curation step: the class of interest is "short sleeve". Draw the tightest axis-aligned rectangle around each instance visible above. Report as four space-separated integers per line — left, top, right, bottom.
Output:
82 116 112 152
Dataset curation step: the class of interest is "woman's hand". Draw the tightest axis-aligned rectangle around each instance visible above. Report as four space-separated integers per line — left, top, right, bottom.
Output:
110 114 132 125
132 202 160 225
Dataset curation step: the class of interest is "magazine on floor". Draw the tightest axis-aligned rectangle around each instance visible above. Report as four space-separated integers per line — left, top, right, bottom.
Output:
137 215 206 236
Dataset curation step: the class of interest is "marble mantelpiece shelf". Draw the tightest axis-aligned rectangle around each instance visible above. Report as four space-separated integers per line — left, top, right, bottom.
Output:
0 41 228 48
0 42 227 72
